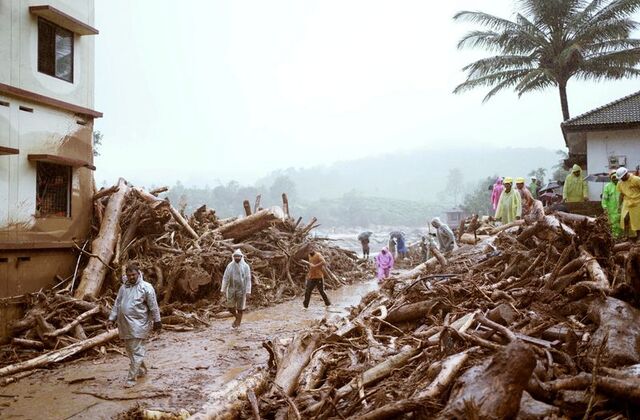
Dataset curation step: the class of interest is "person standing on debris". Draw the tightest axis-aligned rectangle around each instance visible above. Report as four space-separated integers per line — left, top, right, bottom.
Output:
221 249 252 328
108 263 161 388
303 246 331 308
376 247 395 280
494 177 522 223
491 177 504 211
616 167 640 239
516 177 534 215
563 164 589 202
602 170 622 238
529 176 539 199
431 217 456 253
388 236 397 258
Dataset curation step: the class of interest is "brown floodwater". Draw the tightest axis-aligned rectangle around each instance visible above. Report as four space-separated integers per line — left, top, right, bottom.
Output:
0 278 380 419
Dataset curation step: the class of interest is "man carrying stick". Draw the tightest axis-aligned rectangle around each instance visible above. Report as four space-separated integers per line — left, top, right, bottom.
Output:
108 263 161 388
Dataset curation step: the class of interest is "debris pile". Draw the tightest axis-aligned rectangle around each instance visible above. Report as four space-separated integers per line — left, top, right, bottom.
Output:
232 212 640 419
0 179 368 379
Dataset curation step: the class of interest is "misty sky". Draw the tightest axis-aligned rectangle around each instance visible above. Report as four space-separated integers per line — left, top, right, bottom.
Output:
94 0 640 187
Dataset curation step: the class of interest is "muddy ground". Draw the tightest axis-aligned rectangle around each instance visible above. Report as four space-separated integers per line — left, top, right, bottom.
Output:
0 278 380 419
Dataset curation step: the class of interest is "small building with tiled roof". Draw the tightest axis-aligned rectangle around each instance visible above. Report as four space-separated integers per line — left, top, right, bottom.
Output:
561 91 640 201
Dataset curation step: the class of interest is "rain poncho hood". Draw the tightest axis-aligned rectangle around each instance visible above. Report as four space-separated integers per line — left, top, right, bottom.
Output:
222 252 252 296
563 165 588 202
491 178 505 211
495 189 522 224
109 273 161 340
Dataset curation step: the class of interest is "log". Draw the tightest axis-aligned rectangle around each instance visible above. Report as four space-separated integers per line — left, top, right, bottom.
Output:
459 233 489 245
190 368 269 420
489 219 525 235
355 399 425 420
299 348 330 391
554 211 596 225
11 338 45 350
274 332 320 396
437 340 536 420
149 186 169 196
0 329 118 378
626 246 640 300
414 350 470 399
253 195 262 213
429 244 447 269
243 200 252 216
75 178 129 299
215 207 285 242
587 296 640 367
44 305 100 338
546 372 640 404
385 299 438 324
282 193 290 218
134 187 199 241
92 185 119 201
517 391 559 420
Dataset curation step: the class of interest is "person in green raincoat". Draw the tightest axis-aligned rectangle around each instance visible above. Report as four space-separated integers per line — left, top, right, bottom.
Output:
563 164 589 202
495 177 522 223
602 170 622 238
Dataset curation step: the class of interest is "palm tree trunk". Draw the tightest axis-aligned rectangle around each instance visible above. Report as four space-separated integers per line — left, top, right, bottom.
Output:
559 83 570 121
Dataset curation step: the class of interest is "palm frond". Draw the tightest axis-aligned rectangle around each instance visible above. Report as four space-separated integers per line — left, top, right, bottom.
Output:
453 11 519 32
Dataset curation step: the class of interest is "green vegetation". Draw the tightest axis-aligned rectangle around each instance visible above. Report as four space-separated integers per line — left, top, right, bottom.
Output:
454 0 640 120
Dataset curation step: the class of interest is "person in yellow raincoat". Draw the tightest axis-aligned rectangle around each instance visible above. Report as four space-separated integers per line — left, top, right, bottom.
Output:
495 177 522 223
563 164 588 202
601 170 622 238
616 167 640 238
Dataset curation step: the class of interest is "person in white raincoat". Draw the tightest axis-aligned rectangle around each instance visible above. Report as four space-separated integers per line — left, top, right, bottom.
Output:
108 263 161 388
221 249 252 328
431 217 457 253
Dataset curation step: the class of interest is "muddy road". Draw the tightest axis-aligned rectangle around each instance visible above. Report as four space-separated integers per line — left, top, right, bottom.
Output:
0 279 380 419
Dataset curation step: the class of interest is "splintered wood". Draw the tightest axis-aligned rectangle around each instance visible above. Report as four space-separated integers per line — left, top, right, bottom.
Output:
234 213 640 419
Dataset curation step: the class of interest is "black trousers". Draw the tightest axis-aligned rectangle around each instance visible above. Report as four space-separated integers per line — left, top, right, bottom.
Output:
303 278 331 308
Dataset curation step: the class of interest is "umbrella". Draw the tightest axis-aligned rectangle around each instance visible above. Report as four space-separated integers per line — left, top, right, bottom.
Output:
539 181 563 194
389 231 405 240
584 172 611 183
357 231 373 241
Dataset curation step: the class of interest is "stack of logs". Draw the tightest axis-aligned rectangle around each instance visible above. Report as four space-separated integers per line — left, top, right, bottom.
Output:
0 179 367 382
224 212 640 419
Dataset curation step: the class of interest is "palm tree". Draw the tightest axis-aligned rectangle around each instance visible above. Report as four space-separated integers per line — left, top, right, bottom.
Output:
454 0 640 121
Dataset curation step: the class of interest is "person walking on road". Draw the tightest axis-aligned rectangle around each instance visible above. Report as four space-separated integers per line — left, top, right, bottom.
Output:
495 177 522 224
108 263 161 388
616 167 640 239
358 231 372 259
563 164 589 202
602 170 622 238
221 249 252 328
303 246 331 308
376 247 395 281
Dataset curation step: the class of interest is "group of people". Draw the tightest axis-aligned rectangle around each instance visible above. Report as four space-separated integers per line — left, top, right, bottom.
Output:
492 176 545 223
109 245 333 388
601 167 640 238
362 217 457 282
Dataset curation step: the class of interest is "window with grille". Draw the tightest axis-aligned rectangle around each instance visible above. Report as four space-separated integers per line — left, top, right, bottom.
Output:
37 18 74 82
36 162 71 218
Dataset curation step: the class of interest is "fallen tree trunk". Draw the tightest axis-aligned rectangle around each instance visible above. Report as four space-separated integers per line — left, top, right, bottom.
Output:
216 207 285 242
588 296 640 367
437 340 536 419
43 305 100 338
554 211 596 225
189 368 269 420
545 372 640 404
0 329 118 378
386 299 438 324
274 332 320 396
75 178 129 300
414 350 471 399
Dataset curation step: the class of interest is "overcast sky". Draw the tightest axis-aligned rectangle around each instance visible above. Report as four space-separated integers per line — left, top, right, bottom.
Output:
94 0 640 187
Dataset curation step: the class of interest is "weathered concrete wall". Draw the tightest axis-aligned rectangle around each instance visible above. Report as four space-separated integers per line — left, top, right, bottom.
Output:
0 0 96 109
586 128 640 201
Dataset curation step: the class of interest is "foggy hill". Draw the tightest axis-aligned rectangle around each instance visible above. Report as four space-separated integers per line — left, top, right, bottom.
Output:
258 147 560 201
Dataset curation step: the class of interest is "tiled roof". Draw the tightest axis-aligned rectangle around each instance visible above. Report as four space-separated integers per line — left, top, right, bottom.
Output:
562 90 640 129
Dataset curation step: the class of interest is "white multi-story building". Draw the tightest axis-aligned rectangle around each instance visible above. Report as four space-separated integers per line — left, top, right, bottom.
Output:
0 1 100 339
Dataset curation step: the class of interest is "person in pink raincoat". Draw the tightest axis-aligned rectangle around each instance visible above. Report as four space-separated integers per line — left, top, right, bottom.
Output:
376 247 394 281
491 177 504 211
